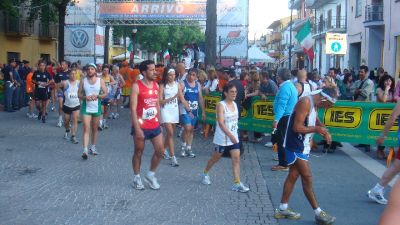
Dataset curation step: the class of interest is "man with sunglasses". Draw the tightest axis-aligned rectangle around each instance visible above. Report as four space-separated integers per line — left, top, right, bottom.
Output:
274 87 338 225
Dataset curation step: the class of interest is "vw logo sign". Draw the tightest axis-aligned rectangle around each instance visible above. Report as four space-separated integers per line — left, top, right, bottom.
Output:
71 29 89 48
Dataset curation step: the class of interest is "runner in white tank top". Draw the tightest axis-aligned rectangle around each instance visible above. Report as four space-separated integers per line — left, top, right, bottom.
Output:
60 70 81 144
159 68 191 167
201 83 250 193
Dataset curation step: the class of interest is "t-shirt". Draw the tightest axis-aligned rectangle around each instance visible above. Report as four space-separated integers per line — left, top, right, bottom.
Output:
260 80 278 95
227 79 245 111
2 65 12 82
32 71 51 89
26 72 34 93
55 70 69 83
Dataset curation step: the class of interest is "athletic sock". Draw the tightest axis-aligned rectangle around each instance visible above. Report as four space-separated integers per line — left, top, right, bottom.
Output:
279 203 288 211
372 183 385 193
187 145 192 150
83 147 88 153
203 170 209 175
314 207 322 216
147 171 155 177
181 142 187 150
234 178 241 184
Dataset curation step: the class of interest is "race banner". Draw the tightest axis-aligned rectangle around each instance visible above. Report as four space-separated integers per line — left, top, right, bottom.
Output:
203 92 398 146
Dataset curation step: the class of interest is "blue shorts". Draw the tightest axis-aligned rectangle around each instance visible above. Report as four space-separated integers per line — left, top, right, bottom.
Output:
285 149 309 165
215 143 241 153
101 98 111 106
57 90 64 98
181 114 198 126
131 126 161 140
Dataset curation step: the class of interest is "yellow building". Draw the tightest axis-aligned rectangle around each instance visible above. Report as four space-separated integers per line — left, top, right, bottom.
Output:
0 12 58 65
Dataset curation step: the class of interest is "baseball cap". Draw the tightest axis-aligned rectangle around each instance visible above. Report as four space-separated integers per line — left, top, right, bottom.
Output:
86 63 97 69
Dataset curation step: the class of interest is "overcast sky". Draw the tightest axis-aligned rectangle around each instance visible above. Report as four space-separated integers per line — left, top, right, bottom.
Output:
248 0 291 40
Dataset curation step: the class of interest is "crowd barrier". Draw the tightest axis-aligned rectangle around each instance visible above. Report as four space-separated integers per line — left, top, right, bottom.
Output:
203 92 398 146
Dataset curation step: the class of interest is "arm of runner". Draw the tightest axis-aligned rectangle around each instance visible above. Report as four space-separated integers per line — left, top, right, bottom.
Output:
78 79 85 100
130 83 144 139
156 83 162 124
216 102 238 144
158 85 166 106
377 101 400 145
178 83 192 115
198 84 206 121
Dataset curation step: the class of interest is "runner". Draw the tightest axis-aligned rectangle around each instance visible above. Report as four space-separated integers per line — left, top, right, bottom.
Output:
55 61 70 127
130 60 164 190
274 87 337 225
201 83 250 193
78 63 108 160
99 64 115 130
110 65 125 119
60 70 80 144
159 67 190 167
25 67 37 118
368 100 400 204
32 61 52 123
179 68 206 158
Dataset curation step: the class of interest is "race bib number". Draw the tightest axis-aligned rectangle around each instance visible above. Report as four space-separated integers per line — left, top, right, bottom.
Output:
69 93 78 99
142 107 157 120
230 121 238 133
166 98 177 105
189 101 198 110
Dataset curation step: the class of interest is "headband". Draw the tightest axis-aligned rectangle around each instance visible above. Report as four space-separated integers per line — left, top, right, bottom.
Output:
167 68 175 74
320 91 337 104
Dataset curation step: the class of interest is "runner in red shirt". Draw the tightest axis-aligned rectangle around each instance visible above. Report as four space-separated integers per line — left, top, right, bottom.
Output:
130 60 164 190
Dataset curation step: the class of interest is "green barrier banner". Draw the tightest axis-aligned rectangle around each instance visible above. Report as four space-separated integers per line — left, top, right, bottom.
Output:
0 80 4 104
203 92 398 146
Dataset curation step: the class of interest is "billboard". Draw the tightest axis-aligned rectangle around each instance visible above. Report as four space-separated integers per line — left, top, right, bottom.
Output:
98 2 206 20
65 0 97 25
217 0 248 25
325 33 347 55
217 27 248 58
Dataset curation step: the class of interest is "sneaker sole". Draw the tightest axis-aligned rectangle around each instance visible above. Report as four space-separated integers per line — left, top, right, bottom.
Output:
316 218 335 225
367 191 387 205
82 153 88 160
130 183 145 190
232 188 250 193
274 214 301 220
144 177 160 190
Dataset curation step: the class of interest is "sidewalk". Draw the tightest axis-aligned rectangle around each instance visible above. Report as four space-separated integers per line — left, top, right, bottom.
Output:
0 109 278 225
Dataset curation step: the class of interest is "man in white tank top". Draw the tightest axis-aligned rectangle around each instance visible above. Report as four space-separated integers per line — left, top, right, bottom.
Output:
60 70 80 144
274 87 338 225
201 83 249 193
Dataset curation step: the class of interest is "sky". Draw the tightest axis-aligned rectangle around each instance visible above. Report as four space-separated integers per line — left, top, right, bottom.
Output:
248 0 292 40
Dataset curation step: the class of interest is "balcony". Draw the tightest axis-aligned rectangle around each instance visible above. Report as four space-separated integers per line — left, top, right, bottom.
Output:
4 16 33 36
270 32 282 43
312 16 346 39
39 23 58 40
364 4 384 28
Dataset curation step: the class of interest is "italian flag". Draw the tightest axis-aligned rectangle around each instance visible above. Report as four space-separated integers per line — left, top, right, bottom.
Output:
295 20 314 62
163 49 170 60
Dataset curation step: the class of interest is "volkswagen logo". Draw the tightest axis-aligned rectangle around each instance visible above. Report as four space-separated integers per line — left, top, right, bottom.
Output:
71 29 89 48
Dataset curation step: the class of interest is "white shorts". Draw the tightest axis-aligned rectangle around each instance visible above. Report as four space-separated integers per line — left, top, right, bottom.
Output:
161 108 179 124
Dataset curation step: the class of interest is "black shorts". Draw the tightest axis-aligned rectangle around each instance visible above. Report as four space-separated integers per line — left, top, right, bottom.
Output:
35 88 48 101
62 105 80 114
26 92 34 101
131 126 161 140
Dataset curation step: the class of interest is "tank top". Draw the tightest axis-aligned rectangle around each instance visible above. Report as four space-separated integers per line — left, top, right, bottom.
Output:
136 80 160 129
298 82 313 98
102 75 112 96
181 80 200 116
213 101 239 146
63 80 80 108
162 81 179 111
83 77 101 113
283 95 317 154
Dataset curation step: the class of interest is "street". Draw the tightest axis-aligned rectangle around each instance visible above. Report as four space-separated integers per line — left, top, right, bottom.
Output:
0 108 390 225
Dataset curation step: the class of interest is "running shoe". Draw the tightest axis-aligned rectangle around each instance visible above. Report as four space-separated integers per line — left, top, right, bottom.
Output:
264 142 273 148
108 113 114 119
51 106 55 111
37 112 42 120
114 113 120 119
171 156 179 167
82 150 88 160
163 150 171 159
31 113 38 119
103 121 109 129
71 136 79 144
201 173 211 185
64 132 69 140
132 175 145 190
274 208 301 220
145 173 160 190
315 211 336 225
367 189 388 205
26 112 31 118
57 120 63 127
232 182 250 193
42 116 46 123
187 150 196 158
180 148 187 157
89 146 99 155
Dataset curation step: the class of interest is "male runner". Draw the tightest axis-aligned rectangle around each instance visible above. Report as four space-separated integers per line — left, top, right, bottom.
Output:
32 61 52 123
78 63 108 159
55 61 70 127
274 87 337 225
130 60 164 190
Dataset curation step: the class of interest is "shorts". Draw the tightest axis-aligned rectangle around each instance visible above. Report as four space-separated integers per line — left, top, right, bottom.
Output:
34 88 48 101
285 149 309 165
131 126 161 140
397 147 400 160
57 90 64 98
81 101 102 117
26 92 34 101
101 98 111 106
181 113 198 126
214 143 241 153
121 87 132 96
63 105 80 114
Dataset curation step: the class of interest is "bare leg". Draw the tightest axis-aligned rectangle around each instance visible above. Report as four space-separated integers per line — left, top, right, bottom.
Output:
380 159 400 187
281 164 300 204
295 159 319 209
132 136 145 175
204 151 223 172
91 116 100 145
71 111 80 136
230 150 241 181
150 133 164 172
82 115 91 148
165 123 176 156
64 113 71 131
184 125 194 146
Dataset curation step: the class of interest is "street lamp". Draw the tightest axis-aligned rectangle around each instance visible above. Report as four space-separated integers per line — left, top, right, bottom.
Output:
131 28 138 67
289 0 294 71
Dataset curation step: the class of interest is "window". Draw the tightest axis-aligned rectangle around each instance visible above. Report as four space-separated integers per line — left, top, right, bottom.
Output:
40 54 50 63
355 0 362 17
7 52 20 62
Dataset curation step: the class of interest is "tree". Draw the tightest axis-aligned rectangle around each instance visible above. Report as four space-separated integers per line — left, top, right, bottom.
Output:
205 0 217 66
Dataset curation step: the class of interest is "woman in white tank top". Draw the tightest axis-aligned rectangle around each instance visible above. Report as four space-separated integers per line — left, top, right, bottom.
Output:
159 68 191 166
60 70 80 144
201 83 250 193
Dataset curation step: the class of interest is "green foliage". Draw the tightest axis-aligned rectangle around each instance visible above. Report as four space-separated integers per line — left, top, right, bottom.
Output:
112 25 205 55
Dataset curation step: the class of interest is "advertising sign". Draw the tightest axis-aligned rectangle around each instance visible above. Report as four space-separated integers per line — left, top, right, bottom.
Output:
325 33 347 55
65 0 97 25
217 27 248 58
217 0 248 25
65 25 95 56
98 2 206 20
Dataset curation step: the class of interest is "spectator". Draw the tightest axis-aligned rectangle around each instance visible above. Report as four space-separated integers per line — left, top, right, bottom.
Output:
3 59 17 112
271 68 297 171
339 73 354 100
12 63 22 110
259 70 278 99
295 69 313 98
240 71 249 89
217 67 229 92
204 68 218 94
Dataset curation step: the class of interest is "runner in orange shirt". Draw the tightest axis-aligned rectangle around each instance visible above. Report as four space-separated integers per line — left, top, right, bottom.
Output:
26 68 37 118
120 61 133 108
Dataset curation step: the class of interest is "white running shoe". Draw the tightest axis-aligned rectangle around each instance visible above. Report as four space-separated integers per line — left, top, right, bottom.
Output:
163 150 171 159
132 175 145 190
89 146 99 155
367 189 388 205
31 113 38 119
114 113 120 119
264 142 273 148
26 112 31 118
180 148 187 157
57 120 63 128
51 106 55 111
201 174 211 185
108 113 114 119
171 156 179 167
187 149 196 158
232 182 250 193
145 173 160 190
64 132 69 140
